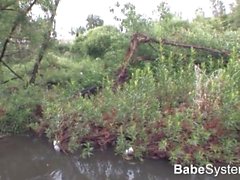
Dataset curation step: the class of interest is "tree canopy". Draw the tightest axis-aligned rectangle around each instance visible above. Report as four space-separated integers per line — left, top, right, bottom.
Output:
86 14 104 30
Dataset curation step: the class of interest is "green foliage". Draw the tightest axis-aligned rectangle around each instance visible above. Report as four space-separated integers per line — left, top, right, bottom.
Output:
72 25 125 59
226 0 240 29
80 142 94 158
70 26 86 37
33 53 106 91
0 85 43 134
110 2 154 34
210 0 226 17
155 2 173 21
1 0 240 166
53 41 71 55
115 129 128 155
86 14 104 30
85 26 117 58
71 34 87 56
0 1 48 64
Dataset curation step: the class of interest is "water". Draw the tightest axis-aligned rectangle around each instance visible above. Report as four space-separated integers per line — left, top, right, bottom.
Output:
0 136 239 180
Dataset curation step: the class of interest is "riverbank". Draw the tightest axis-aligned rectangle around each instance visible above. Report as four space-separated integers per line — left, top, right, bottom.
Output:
1 58 240 165
1 135 240 180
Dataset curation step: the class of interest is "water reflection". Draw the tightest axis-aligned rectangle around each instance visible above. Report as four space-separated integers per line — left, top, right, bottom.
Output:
0 136 239 180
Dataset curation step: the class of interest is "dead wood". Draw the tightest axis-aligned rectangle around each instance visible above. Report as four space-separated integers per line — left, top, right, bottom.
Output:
114 33 231 88
160 38 230 57
80 85 102 98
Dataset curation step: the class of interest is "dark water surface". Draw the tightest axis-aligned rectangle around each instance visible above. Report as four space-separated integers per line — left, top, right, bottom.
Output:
0 136 239 180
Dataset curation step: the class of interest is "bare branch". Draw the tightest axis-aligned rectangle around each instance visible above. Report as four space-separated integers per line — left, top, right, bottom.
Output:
114 33 231 88
1 60 24 81
160 38 230 58
1 77 18 85
0 0 38 80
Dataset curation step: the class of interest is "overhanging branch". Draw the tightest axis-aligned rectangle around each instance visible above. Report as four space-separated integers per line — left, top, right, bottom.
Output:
1 60 24 81
0 0 38 81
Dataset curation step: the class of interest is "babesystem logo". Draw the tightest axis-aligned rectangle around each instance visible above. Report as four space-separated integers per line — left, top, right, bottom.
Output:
174 164 240 177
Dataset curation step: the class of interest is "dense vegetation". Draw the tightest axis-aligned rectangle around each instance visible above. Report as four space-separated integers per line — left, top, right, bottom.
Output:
0 0 240 165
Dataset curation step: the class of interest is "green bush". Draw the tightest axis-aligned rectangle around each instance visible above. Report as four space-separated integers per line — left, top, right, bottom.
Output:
0 85 43 134
72 25 125 58
1 4 240 165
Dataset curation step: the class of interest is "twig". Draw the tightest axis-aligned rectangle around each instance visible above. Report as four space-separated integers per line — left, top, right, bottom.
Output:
1 77 18 85
148 43 159 53
1 60 24 81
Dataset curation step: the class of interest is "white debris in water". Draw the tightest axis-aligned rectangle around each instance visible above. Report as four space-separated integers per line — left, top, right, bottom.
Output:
127 169 135 180
53 140 61 152
124 147 134 155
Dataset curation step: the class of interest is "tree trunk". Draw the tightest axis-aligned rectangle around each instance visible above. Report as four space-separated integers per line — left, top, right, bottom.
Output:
29 0 60 84
0 0 37 81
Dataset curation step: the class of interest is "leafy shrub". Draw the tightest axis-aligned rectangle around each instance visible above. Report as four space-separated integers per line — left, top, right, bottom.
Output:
72 25 125 58
0 85 43 134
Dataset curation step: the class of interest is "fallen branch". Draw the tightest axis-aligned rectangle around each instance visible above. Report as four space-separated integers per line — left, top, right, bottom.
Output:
160 38 230 58
80 85 102 98
114 33 231 87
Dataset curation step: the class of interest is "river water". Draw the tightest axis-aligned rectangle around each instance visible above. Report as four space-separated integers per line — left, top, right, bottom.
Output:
0 136 239 180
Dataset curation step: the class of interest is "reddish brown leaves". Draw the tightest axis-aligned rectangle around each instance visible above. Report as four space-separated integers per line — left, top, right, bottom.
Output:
83 124 116 149
0 107 6 118
33 104 44 118
181 120 193 133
